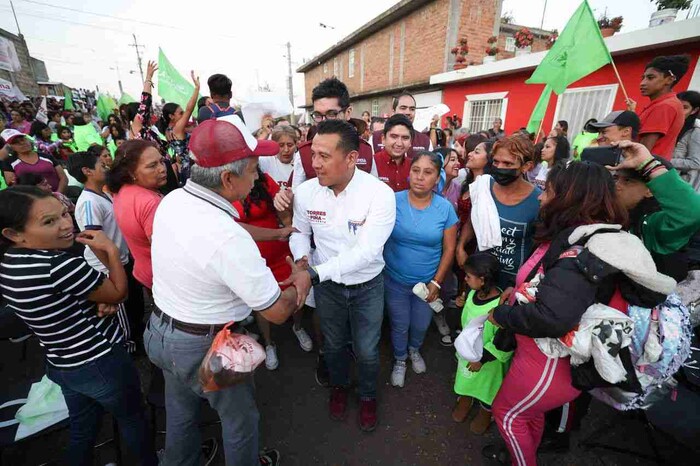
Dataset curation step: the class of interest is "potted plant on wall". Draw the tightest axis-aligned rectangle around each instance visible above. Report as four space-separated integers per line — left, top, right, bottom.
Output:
545 29 558 49
451 37 469 70
597 15 623 37
484 36 499 63
514 27 534 56
649 0 692 27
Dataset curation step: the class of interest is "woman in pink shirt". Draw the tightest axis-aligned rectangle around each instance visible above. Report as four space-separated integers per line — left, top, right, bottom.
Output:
108 139 167 289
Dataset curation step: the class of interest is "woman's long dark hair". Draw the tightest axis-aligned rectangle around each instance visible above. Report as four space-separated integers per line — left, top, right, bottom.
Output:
29 121 49 140
677 90 700 142
106 140 158 193
547 135 571 163
156 103 180 134
0 186 52 257
242 166 274 218
535 161 628 243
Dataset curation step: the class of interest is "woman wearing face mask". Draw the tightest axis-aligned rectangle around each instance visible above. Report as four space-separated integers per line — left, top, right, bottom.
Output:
383 151 458 387
464 135 541 290
533 135 570 190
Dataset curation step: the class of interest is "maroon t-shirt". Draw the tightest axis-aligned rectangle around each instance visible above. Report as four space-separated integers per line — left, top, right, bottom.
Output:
372 129 431 158
4 152 61 191
374 150 411 193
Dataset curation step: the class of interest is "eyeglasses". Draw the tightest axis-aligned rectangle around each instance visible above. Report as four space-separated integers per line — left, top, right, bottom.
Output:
310 108 347 122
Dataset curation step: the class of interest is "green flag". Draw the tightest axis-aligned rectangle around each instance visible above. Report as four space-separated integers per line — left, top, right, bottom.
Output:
525 0 612 95
96 94 118 121
119 93 136 105
526 85 553 134
63 87 75 111
158 48 194 108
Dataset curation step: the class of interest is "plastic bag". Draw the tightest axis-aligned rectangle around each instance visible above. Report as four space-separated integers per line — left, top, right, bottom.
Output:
454 314 489 362
15 375 69 440
198 322 266 392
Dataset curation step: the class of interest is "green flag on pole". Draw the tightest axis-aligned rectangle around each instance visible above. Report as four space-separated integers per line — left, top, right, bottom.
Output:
63 87 75 111
119 93 136 105
158 48 193 108
525 0 612 95
96 94 118 121
526 85 553 134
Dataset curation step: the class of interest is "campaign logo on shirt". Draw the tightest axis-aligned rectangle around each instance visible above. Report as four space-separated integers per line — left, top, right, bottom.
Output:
379 176 389 183
347 218 366 235
357 158 367 165
307 210 327 224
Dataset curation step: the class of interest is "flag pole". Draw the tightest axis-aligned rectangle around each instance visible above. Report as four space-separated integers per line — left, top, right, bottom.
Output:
535 117 546 143
609 56 629 101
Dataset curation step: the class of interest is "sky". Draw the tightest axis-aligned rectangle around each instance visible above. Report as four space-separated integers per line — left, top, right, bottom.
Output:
0 0 698 107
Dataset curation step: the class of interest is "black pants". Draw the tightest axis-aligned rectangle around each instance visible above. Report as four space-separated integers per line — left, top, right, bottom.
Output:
124 259 146 349
545 392 592 434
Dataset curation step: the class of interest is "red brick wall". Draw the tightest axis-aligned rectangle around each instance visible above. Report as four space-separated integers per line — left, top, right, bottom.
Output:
302 0 501 105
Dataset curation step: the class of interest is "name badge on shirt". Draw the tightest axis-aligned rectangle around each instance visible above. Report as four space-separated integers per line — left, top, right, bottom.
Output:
307 210 327 224
347 218 366 235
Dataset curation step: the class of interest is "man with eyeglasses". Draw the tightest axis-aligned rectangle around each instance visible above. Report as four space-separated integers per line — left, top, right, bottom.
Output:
371 91 433 156
291 78 377 190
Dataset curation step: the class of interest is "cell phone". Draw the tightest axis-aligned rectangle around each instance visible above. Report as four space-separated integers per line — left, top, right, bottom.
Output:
84 225 103 231
580 146 622 167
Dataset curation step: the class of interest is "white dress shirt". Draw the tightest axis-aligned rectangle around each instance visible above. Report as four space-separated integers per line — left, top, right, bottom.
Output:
291 152 379 192
290 169 396 286
151 181 281 324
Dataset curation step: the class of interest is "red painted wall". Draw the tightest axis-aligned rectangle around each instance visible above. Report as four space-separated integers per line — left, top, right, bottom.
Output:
442 42 700 134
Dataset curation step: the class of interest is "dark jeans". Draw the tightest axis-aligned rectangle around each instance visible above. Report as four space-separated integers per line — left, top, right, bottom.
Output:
315 274 384 399
45 344 156 466
124 259 145 348
144 312 260 466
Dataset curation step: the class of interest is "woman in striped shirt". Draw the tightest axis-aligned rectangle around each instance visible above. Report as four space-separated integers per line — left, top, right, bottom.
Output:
0 186 156 466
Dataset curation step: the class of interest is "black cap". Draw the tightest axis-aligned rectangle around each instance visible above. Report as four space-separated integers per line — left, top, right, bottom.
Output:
589 110 640 133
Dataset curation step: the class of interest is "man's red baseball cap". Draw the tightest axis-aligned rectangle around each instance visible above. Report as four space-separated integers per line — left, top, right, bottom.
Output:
189 114 280 168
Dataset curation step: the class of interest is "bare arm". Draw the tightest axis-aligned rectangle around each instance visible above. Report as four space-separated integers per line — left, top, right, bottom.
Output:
639 133 661 154
426 224 458 303
456 215 475 267
78 231 128 304
238 223 296 242
55 165 68 194
261 258 312 323
173 72 200 140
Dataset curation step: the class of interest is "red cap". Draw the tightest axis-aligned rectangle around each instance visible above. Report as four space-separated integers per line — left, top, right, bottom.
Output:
189 114 280 168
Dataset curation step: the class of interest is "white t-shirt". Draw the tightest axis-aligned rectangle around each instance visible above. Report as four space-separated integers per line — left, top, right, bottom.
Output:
151 181 281 324
74 190 130 272
259 155 294 190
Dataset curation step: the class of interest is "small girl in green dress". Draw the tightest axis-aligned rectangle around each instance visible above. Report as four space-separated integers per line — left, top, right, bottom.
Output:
452 253 513 434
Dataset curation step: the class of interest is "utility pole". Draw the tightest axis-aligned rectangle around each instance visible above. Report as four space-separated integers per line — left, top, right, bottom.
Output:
286 41 295 124
540 0 548 30
9 0 21 35
129 34 145 84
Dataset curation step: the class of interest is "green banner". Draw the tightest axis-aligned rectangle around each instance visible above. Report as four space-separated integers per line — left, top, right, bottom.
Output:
158 48 194 108
119 93 136 105
96 94 118 121
525 0 612 95
526 85 552 134
63 87 74 111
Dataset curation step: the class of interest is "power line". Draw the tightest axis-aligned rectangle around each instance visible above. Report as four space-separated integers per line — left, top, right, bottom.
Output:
0 6 131 34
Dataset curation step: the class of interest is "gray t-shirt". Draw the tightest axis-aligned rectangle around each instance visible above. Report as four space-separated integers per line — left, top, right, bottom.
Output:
75 189 130 272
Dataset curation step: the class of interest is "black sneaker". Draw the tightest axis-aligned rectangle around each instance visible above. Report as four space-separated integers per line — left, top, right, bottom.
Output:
202 438 219 466
315 353 330 387
259 448 281 466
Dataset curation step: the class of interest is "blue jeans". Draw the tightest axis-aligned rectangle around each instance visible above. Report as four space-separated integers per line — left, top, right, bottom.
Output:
144 312 260 466
384 273 433 361
314 274 384 399
45 344 156 466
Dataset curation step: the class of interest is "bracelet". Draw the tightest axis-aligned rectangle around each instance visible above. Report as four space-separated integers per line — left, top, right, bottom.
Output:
641 160 662 179
636 157 655 172
144 79 154 88
430 280 442 289
643 165 666 181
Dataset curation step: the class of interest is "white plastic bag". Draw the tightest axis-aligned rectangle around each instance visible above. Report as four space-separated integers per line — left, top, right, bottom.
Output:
454 314 489 362
14 376 69 440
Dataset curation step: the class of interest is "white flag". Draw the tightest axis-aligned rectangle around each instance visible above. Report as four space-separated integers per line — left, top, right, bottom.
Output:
35 96 48 124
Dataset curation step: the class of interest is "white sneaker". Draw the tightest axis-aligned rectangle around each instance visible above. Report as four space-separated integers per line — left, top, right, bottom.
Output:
293 326 313 352
409 348 427 374
391 360 407 388
433 313 450 336
265 344 279 370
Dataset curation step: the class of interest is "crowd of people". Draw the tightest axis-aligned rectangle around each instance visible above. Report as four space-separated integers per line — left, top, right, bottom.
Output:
0 51 699 466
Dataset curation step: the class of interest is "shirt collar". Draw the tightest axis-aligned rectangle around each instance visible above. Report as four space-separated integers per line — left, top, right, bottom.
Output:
325 168 361 197
183 180 240 219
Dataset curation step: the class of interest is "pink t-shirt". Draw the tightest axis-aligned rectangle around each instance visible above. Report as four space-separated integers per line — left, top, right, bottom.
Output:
113 184 162 289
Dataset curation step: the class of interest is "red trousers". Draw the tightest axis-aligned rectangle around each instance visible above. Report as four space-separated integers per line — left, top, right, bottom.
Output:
492 335 581 466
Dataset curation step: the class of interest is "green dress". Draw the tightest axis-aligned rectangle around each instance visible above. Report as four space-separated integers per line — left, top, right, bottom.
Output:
454 290 513 405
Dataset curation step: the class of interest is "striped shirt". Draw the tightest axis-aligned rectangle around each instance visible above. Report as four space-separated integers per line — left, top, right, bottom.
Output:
0 248 123 368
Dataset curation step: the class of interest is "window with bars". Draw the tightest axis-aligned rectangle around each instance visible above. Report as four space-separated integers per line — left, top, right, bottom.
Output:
371 99 379 116
464 98 505 132
505 37 516 52
554 84 618 142
348 49 355 78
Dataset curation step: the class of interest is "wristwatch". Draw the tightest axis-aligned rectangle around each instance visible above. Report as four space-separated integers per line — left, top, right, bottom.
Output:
307 266 320 286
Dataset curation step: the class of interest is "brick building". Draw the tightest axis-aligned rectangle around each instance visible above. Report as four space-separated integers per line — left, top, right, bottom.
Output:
297 0 553 117
0 28 44 96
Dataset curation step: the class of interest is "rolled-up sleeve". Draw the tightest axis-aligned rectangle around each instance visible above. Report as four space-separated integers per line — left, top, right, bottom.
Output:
290 188 312 261
208 234 281 311
315 187 396 283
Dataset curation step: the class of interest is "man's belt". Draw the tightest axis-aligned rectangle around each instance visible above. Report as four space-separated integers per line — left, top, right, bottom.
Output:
152 306 227 336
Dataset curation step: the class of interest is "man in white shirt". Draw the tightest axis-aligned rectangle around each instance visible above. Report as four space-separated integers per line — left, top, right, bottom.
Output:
290 119 396 432
146 115 310 466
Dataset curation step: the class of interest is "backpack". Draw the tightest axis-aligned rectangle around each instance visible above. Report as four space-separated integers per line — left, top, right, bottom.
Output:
206 103 236 119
